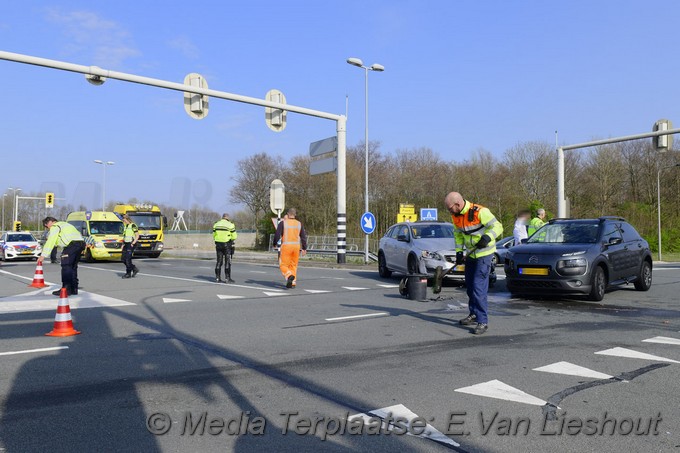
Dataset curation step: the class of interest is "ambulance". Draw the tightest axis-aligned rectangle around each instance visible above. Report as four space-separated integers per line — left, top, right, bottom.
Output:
113 204 166 258
66 211 124 262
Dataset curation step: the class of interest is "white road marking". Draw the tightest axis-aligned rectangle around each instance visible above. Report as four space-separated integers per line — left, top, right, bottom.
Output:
304 289 331 294
249 271 267 274
162 298 192 303
342 286 369 291
0 269 59 285
217 295 244 300
454 379 550 406
642 336 680 345
263 291 286 297
595 347 680 363
0 286 134 314
0 346 69 356
377 284 399 288
349 404 459 448
326 312 388 322
533 361 612 379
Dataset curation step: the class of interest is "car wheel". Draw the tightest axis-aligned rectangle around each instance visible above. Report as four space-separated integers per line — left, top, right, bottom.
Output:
85 249 94 263
634 260 652 291
378 252 392 278
491 253 499 267
588 266 606 301
407 255 419 275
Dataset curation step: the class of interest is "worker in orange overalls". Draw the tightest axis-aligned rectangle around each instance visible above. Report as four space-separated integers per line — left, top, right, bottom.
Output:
273 208 307 288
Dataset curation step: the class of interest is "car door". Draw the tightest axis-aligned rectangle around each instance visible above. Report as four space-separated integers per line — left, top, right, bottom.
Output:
618 222 645 278
600 222 626 281
391 224 412 273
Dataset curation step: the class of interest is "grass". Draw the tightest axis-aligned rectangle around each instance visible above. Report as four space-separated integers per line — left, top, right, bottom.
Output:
658 252 680 263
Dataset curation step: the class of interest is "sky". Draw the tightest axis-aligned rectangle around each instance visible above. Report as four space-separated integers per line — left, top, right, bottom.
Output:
1 1 679 214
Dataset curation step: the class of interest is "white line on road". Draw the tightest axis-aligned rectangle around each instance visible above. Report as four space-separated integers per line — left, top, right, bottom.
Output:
0 346 69 356
326 312 388 322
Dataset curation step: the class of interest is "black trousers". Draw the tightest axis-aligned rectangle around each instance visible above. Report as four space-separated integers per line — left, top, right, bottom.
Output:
122 243 137 274
215 242 233 279
60 241 85 293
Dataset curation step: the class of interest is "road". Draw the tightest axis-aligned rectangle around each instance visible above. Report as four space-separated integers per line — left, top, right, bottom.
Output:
1 256 679 452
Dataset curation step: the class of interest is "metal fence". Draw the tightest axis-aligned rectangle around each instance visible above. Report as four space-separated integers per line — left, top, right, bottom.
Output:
268 234 380 260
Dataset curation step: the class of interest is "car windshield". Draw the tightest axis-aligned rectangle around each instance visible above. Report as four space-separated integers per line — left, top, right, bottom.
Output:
527 223 599 244
128 214 161 229
410 224 455 239
7 234 36 242
89 221 123 235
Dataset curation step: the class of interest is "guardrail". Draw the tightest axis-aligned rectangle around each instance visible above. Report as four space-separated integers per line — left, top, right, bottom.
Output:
268 234 379 262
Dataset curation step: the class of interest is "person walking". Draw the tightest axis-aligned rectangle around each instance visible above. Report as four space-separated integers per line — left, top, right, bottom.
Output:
513 209 531 245
121 215 140 279
38 216 86 296
527 208 546 237
273 208 307 288
212 213 237 283
444 192 503 335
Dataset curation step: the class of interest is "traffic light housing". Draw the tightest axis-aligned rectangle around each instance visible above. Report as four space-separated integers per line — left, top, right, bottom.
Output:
45 192 55 208
13 221 21 232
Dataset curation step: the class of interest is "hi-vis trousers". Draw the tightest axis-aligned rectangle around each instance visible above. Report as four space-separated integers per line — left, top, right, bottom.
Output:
279 245 300 283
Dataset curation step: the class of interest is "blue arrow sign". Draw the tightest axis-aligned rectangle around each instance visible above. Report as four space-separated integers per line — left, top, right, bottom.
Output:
361 212 377 234
420 208 438 221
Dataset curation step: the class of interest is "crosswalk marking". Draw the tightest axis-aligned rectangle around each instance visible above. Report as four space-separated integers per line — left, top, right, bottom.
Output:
642 336 680 346
533 361 612 379
454 379 550 406
594 347 680 364
0 287 134 314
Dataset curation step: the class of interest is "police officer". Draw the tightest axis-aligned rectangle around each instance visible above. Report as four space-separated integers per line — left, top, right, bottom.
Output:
121 214 140 279
445 192 503 335
213 213 237 283
527 208 546 236
39 216 86 296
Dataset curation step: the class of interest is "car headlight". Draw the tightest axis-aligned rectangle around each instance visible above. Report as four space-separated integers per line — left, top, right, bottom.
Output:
557 257 588 275
36 245 42 252
561 250 586 257
94 242 105 248
6 246 15 252
422 250 444 261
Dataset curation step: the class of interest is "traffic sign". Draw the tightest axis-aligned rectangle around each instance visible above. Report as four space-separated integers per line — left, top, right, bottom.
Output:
310 157 337 175
265 89 287 132
420 208 437 221
183 73 209 119
397 213 418 223
309 136 337 157
45 192 55 209
270 179 285 215
399 203 415 215
361 212 376 234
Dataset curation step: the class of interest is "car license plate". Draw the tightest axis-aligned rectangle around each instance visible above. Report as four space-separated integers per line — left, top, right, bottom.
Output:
21 251 33 255
140 243 149 247
519 267 549 276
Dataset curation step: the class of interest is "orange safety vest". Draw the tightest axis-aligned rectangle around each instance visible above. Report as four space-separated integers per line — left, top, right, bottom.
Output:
281 218 302 247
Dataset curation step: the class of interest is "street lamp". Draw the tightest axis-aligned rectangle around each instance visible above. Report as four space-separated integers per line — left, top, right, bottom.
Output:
347 57 384 263
8 187 21 224
657 163 680 261
2 194 6 232
93 160 115 211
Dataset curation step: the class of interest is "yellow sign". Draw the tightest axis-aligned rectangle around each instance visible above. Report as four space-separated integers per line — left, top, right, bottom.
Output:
397 213 418 223
399 203 415 215
45 192 55 208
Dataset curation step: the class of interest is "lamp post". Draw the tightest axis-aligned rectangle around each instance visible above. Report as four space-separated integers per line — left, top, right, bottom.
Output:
347 57 384 263
657 163 680 261
8 187 21 224
93 160 115 211
2 193 6 232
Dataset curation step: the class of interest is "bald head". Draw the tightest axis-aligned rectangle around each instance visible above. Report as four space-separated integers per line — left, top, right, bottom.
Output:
445 192 465 214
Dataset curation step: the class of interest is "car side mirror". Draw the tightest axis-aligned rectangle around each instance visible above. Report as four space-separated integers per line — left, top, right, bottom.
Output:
608 237 623 246
520 238 528 244
397 234 409 242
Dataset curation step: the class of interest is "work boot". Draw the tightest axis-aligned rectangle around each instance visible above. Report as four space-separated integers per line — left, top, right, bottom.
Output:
122 273 132 279
286 275 295 288
132 267 139 278
226 275 235 283
459 314 477 325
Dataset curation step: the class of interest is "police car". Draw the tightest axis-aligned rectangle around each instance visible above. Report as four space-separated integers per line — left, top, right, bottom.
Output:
0 232 42 261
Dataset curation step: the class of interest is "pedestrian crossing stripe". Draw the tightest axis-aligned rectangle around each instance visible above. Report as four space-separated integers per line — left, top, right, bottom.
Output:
533 361 613 379
594 347 680 364
0 287 134 314
217 295 244 300
349 404 459 448
642 336 680 345
454 379 551 407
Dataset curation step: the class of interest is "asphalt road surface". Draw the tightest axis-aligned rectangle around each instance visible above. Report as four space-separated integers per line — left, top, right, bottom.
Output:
1 256 679 452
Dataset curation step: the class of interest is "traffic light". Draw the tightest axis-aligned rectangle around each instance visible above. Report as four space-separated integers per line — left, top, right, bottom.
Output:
45 192 55 208
13 221 21 232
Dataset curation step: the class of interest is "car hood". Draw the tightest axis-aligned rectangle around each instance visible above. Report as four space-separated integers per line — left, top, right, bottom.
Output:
413 238 456 253
510 243 594 257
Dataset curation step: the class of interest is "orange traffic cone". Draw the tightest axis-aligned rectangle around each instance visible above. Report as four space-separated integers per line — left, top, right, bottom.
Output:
45 288 81 337
29 262 46 288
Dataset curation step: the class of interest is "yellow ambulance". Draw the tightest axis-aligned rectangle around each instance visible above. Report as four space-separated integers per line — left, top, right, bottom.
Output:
66 211 124 262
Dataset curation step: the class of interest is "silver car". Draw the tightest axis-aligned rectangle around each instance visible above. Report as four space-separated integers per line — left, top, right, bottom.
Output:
378 221 462 280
